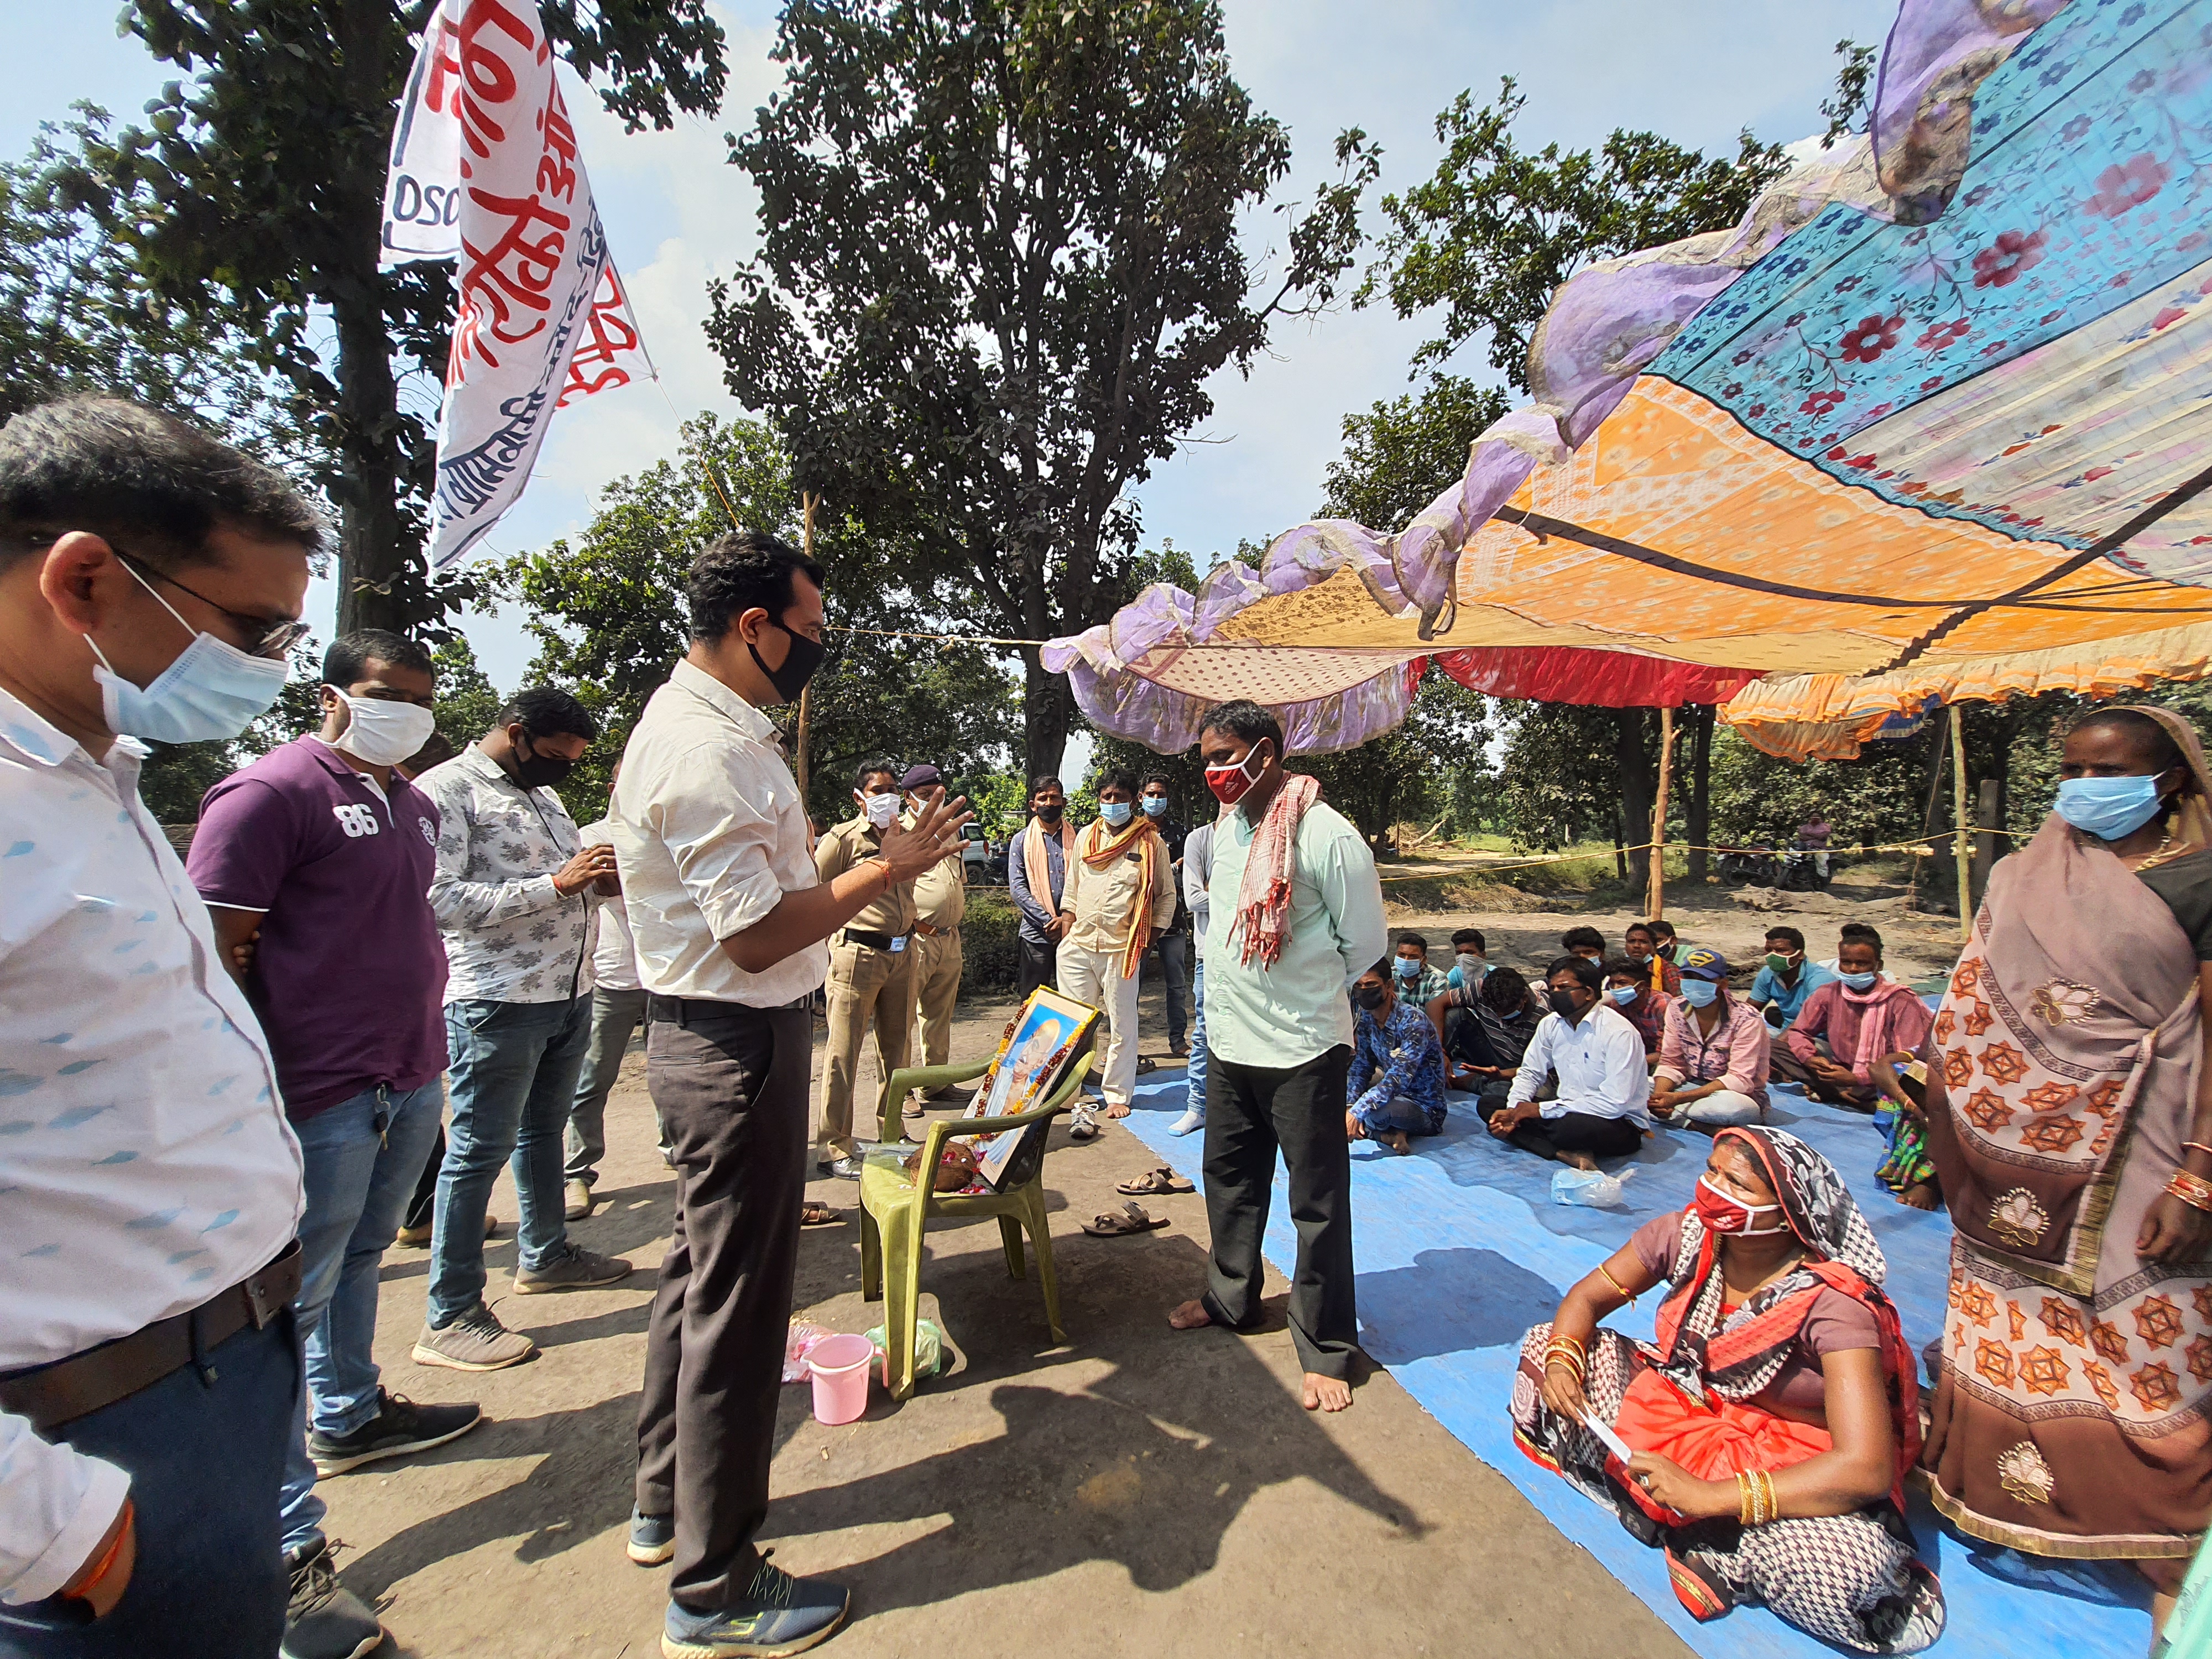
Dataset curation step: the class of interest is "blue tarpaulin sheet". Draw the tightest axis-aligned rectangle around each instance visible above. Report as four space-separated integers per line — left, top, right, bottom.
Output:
1118 1066 2156 1656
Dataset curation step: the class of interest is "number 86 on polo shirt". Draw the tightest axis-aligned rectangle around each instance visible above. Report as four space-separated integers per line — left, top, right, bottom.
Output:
332 804 381 838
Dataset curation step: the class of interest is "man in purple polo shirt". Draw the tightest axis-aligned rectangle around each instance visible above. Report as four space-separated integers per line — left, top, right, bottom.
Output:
187 630 482 1659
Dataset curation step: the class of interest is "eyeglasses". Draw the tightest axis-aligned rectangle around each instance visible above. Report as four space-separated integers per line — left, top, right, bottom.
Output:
109 547 311 659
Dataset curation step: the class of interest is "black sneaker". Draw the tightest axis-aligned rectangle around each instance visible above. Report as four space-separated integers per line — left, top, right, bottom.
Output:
309 1389 483 1477
281 1540 384 1659
661 1553 849 1657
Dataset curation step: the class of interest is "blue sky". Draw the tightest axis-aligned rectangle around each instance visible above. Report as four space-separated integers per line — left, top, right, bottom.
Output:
5 0 1884 749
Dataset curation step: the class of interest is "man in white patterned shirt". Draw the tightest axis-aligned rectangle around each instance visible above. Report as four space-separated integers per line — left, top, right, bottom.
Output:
0 397 314 1655
412 688 632 1372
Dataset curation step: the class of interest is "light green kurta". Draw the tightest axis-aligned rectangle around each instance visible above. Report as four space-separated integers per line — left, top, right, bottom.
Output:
1202 797 1388 1070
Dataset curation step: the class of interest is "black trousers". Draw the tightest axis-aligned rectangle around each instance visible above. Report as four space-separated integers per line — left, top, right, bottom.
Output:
1017 932 1056 1000
1482 1103 1643 1161
1150 930 1189 1044
634 999 810 1612
1201 1044 1357 1379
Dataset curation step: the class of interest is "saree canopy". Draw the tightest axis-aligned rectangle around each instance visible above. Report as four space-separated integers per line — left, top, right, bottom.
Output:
1042 0 2212 761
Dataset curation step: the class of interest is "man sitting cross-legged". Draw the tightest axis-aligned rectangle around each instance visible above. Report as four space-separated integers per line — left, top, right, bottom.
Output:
1428 962 1544 1113
1486 954 1651 1168
1345 957 1447 1156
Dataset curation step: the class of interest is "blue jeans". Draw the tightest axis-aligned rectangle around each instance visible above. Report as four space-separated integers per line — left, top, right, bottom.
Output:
428 996 590 1328
0 1319 296 1658
1353 1092 1437 1136
278 1078 444 1556
1186 957 1208 1115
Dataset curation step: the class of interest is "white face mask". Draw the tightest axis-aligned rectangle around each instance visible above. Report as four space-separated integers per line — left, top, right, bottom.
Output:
327 687 437 767
1456 952 1486 978
860 790 900 830
87 562 289 744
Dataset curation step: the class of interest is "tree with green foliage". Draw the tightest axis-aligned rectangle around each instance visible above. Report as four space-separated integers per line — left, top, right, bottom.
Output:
1360 76 1787 388
498 413 1021 828
427 633 504 756
1318 374 1510 532
69 1 728 636
1 114 293 446
708 0 1376 783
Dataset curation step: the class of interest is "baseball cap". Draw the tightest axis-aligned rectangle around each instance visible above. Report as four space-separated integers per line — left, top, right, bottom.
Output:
1679 947 1729 981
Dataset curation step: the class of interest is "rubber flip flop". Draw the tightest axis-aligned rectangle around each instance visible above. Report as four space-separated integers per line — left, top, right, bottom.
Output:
1116 1168 1194 1196
1134 1056 1158 1073
1082 1201 1171 1237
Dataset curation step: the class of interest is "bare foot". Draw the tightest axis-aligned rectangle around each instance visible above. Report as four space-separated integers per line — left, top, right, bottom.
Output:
1105 1102 1131 1120
1561 1150 1598 1171
1302 1371 1353 1412
1381 1130 1411 1156
1900 1181 1941 1212
1167 1299 1213 1331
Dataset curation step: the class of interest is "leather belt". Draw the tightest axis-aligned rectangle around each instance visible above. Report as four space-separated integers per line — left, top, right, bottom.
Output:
0 1241 302 1434
647 993 811 1026
839 928 911 953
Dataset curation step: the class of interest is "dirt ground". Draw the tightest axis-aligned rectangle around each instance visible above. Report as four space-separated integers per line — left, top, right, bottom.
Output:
325 959 1708 1658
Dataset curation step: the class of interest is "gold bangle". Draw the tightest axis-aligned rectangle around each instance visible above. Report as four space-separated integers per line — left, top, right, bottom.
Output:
2167 1168 2212 1214
1598 1262 1639 1306
1760 1469 1778 1523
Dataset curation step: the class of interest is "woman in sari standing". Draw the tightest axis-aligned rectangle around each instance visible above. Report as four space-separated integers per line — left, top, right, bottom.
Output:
1510 1126 1944 1653
1923 706 2212 1630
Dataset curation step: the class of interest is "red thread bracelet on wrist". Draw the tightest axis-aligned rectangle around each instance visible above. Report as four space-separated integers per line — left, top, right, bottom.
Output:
64 1499 132 1601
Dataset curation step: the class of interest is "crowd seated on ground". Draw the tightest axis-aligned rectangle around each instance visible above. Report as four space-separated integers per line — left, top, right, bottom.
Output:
1767 926 1931 1112
1346 956 1448 1156
1485 955 1652 1168
1390 930 1452 1007
1747 924 1836 1032
1648 948 1769 1131
1428 961 1543 1113
1623 920 1682 995
1510 1128 1944 1655
1601 953 1671 1057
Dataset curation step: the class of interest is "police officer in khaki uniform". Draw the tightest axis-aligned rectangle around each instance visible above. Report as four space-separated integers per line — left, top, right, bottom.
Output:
899 763 968 1107
812 758 919 1175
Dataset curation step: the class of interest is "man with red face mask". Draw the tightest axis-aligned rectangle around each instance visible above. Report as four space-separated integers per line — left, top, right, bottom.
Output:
1166 701 1386 1414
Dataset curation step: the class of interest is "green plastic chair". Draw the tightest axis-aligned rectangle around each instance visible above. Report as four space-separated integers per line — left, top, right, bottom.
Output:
858 1051 1094 1400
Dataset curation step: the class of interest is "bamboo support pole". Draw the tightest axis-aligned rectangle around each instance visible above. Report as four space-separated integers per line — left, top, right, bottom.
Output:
1950 705 1972 942
1648 705 1674 920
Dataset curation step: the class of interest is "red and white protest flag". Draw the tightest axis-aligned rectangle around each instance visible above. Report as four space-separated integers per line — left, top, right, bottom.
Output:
379 0 651 568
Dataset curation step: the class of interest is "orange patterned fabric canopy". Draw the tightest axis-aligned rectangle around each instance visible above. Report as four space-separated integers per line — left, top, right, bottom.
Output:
1042 0 2212 762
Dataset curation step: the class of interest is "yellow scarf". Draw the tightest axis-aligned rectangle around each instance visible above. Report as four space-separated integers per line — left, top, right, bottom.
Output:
1079 816 1162 979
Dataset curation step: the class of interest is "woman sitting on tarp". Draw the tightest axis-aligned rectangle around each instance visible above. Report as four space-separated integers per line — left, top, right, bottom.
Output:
1509 1126 1943 1655
1922 705 2212 1636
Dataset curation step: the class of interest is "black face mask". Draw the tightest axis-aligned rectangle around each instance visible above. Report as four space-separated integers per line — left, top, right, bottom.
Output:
1548 988 1584 1019
1354 984 1389 1011
513 733 576 790
1035 802 1065 823
749 617 825 705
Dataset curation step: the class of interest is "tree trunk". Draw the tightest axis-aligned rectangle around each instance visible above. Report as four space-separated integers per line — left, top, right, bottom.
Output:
330 0 413 637
1613 813 1627 881
1022 646 1071 786
1684 703 1714 883
1616 708 1655 896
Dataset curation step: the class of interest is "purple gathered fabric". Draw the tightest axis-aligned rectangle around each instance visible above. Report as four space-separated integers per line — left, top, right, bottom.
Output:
1040 0 2063 755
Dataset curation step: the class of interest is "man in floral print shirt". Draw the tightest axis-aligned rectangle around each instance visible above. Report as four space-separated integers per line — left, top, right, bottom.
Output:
411 687 632 1371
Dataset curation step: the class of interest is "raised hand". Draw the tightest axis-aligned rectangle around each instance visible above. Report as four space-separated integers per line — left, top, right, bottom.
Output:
878 792 974 884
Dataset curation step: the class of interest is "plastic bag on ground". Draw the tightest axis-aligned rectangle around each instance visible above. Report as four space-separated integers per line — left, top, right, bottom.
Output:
784 1320 831 1383
864 1317 946 1384
1551 1165 1634 1208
